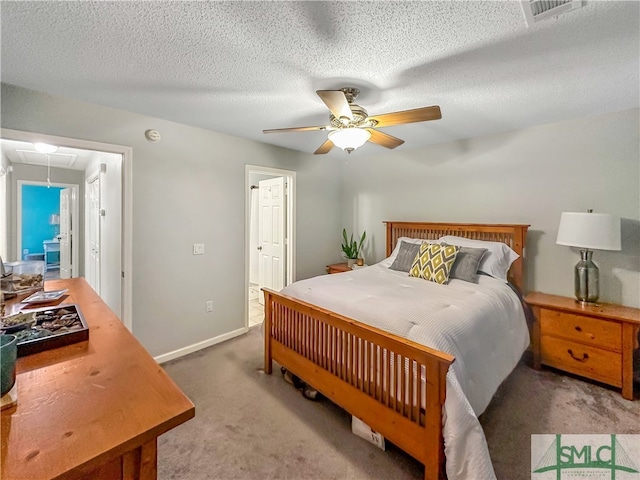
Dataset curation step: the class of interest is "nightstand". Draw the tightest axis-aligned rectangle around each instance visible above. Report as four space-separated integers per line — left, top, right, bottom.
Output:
326 262 351 274
526 292 640 400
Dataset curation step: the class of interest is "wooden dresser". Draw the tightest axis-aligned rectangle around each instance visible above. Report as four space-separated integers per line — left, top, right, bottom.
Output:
1 278 195 479
526 292 640 400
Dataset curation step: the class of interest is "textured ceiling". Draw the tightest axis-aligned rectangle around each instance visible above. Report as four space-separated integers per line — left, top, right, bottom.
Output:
1 1 638 157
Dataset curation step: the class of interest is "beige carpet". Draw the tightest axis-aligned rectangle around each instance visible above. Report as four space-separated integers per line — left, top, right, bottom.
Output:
158 326 639 480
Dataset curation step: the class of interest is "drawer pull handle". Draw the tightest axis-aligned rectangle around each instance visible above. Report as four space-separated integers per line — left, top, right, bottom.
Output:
567 349 589 362
574 326 582 332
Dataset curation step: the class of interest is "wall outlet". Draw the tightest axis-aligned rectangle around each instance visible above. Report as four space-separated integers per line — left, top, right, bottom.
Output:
23 249 29 255
205 300 213 313
193 243 205 255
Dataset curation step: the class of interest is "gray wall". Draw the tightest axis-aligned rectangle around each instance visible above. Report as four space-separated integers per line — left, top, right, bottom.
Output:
340 108 640 307
1 83 342 357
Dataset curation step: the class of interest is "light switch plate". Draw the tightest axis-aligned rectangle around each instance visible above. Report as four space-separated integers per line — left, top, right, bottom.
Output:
193 243 205 255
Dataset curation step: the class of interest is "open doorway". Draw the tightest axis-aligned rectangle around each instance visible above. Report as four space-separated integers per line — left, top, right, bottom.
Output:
0 129 132 330
17 181 79 280
245 165 296 328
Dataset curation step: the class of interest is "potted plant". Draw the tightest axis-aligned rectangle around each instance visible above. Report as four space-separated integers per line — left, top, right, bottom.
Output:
341 228 366 268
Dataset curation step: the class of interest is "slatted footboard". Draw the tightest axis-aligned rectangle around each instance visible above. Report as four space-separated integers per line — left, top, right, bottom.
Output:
263 288 454 480
263 221 529 480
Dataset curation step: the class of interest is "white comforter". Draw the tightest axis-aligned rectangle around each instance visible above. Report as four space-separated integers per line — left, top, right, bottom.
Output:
280 261 529 480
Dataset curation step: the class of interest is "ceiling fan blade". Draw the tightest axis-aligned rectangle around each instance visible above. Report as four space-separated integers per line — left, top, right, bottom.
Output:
263 125 329 134
316 90 353 121
369 106 442 127
366 129 405 149
314 139 334 154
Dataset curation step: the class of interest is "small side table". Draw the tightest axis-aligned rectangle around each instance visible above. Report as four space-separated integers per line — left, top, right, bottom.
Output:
326 262 352 274
43 240 60 271
526 292 640 400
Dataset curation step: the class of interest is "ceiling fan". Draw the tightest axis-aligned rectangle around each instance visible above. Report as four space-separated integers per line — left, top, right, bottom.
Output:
263 87 442 155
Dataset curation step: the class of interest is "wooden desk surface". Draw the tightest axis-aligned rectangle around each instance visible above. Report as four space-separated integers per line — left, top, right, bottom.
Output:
1 278 195 479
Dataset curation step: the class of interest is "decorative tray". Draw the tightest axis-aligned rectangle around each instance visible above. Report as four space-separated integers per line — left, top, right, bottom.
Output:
0 304 89 357
21 289 68 304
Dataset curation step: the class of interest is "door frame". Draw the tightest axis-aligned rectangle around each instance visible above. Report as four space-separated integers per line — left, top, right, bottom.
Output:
17 181 79 276
1 128 133 331
85 174 101 293
245 165 296 327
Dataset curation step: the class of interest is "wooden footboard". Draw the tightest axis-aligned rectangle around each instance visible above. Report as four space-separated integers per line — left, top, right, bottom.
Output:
263 288 454 480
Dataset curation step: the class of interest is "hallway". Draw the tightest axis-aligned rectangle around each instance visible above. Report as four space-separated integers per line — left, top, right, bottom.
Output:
248 284 263 327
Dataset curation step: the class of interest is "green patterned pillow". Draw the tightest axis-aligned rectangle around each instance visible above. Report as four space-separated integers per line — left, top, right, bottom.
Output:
409 243 460 284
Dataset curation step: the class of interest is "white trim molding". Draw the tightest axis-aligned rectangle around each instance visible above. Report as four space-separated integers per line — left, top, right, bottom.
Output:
153 327 248 364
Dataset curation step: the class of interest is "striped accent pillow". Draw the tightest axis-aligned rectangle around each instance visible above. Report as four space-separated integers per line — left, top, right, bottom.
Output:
409 243 460 284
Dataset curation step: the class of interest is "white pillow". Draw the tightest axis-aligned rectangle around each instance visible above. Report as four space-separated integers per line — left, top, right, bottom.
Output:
438 235 519 282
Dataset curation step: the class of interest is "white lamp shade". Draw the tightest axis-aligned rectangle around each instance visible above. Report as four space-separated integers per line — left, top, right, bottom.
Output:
328 128 371 150
556 212 621 251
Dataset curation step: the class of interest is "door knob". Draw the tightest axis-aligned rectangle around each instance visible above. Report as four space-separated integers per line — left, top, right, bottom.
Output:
257 246 262 251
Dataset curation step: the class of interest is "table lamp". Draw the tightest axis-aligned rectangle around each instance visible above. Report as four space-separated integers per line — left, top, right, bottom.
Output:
556 210 621 304
49 214 60 239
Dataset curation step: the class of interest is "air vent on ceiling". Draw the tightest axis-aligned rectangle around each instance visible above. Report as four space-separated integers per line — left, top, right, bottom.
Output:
522 0 583 26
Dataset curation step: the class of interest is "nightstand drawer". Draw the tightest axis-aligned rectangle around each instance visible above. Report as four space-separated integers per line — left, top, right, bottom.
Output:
540 309 621 352
540 335 622 387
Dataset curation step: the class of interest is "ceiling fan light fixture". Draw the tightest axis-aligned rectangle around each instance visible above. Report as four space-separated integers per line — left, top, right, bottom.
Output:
33 142 58 154
263 87 441 154
328 128 371 153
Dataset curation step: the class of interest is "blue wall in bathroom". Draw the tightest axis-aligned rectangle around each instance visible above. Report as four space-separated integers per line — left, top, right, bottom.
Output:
22 185 63 260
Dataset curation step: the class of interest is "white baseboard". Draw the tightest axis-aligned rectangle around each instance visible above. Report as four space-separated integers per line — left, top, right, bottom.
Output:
154 327 248 364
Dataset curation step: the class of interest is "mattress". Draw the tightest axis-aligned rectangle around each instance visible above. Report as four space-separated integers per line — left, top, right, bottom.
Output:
280 260 530 480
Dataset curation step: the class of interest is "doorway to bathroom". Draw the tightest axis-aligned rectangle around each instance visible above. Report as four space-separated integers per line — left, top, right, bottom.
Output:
245 165 295 328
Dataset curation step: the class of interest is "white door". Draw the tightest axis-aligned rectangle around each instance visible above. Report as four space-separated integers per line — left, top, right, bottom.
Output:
86 178 101 293
257 177 285 305
59 188 72 279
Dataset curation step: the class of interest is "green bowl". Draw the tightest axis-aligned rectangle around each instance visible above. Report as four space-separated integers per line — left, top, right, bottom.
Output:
1 334 17 396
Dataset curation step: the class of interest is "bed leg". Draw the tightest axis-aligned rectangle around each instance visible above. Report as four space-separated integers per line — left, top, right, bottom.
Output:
263 289 273 375
422 436 447 480
264 343 272 374
423 439 447 480
423 363 448 480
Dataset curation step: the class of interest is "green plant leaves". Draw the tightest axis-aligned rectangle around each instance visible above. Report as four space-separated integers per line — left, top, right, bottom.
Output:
341 228 366 259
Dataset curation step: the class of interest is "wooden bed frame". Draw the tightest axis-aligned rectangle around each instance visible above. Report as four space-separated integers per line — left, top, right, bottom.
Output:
263 221 529 480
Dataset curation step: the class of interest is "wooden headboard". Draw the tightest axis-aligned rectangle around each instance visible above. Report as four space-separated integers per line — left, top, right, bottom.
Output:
384 221 529 291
